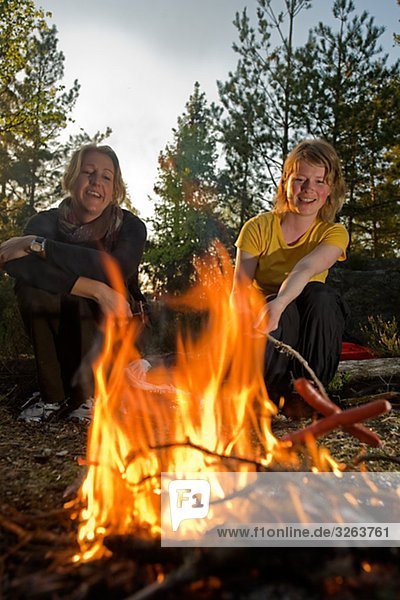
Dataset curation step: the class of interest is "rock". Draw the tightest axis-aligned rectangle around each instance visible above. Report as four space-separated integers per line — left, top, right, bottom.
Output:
327 258 400 341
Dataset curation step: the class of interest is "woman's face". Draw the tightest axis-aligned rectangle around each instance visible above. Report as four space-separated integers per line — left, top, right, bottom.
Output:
286 160 330 218
72 150 115 222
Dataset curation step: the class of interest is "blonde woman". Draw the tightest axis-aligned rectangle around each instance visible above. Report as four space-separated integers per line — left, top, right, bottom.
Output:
232 139 350 406
1 145 147 421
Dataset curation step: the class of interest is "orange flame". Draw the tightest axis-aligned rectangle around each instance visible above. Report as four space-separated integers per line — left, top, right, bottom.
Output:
70 244 336 561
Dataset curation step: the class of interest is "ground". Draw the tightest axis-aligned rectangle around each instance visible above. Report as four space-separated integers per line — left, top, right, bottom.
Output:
1 357 400 599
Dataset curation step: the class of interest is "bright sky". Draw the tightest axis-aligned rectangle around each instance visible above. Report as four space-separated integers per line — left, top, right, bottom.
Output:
38 0 399 225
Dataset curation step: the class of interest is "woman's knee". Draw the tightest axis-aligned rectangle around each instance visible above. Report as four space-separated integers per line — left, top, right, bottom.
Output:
298 282 341 314
15 283 62 321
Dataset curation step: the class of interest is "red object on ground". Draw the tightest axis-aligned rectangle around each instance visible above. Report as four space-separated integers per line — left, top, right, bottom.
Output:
340 342 375 361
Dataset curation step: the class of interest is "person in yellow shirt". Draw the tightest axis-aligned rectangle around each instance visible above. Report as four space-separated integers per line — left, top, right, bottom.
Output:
232 139 350 406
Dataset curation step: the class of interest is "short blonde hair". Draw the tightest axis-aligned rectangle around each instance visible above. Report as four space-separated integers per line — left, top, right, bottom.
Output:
62 144 127 204
274 139 346 222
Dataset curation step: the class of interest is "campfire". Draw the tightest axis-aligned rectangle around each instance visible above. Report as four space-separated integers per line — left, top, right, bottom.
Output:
68 245 391 562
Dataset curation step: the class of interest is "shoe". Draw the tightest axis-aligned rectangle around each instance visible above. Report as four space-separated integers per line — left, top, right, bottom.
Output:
67 397 95 424
18 393 62 423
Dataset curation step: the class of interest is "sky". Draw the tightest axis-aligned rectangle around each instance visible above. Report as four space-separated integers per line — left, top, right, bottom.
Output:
37 0 400 225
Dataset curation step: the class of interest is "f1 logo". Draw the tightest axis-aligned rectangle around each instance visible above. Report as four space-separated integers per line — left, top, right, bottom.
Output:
168 479 211 531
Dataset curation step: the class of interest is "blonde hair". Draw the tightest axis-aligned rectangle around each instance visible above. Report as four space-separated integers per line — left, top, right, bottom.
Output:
274 139 346 222
62 144 127 204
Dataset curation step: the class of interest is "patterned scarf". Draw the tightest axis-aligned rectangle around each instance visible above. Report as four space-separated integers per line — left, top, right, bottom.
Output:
57 197 123 250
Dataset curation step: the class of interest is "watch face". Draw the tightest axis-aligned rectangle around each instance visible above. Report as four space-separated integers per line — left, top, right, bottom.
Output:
30 238 45 253
31 241 42 252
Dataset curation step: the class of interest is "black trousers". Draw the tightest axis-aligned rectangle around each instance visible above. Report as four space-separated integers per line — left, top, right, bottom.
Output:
264 282 349 403
16 283 100 405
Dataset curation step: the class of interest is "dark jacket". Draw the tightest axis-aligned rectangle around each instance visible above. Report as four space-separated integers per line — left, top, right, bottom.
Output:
5 207 147 308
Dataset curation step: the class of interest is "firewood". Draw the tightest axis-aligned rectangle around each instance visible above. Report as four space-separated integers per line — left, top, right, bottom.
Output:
342 391 400 407
104 535 183 564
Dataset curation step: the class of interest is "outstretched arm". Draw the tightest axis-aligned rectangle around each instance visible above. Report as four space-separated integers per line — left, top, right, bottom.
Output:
257 243 343 333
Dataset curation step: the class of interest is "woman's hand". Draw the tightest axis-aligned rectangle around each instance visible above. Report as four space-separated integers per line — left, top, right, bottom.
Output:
0 236 35 266
254 298 286 335
94 282 133 319
71 276 132 320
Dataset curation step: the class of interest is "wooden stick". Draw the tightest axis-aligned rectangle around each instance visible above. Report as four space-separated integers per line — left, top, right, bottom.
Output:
283 399 391 445
125 439 271 472
267 334 328 399
294 378 383 447
123 555 202 600
0 514 30 539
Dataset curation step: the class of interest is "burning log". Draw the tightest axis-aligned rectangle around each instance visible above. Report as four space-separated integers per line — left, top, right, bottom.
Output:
294 378 383 447
282 398 391 446
104 535 183 564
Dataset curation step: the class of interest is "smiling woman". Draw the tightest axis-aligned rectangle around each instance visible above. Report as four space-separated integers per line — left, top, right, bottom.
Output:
69 150 116 221
231 139 350 409
0 144 148 423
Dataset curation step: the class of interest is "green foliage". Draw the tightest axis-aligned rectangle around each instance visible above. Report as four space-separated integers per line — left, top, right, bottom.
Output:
298 0 400 256
145 82 234 294
327 370 351 396
0 0 48 96
0 3 113 239
360 315 400 357
0 21 80 214
0 2 111 241
0 274 31 359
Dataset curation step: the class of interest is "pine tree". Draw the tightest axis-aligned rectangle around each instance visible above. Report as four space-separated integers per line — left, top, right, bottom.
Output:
7 24 80 215
145 83 230 294
0 3 80 236
297 0 400 254
216 0 311 230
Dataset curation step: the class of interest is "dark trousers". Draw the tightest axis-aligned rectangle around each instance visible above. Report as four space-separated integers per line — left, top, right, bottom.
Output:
264 282 349 402
16 283 100 405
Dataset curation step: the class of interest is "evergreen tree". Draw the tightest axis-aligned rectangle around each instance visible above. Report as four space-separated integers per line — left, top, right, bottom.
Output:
0 0 47 135
11 24 80 213
298 0 400 253
395 0 400 45
0 3 80 237
216 0 311 230
145 83 230 294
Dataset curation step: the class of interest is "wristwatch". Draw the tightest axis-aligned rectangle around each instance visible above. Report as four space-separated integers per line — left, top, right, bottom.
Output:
27 236 46 256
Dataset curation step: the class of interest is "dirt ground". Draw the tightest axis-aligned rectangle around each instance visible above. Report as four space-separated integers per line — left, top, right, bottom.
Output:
1 356 400 599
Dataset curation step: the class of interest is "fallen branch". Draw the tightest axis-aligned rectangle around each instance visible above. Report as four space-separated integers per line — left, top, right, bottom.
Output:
342 391 400 407
0 514 30 540
104 535 182 563
125 439 272 473
123 553 203 600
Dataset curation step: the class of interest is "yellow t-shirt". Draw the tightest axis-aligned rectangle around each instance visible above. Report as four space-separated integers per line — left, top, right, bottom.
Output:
235 212 349 296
